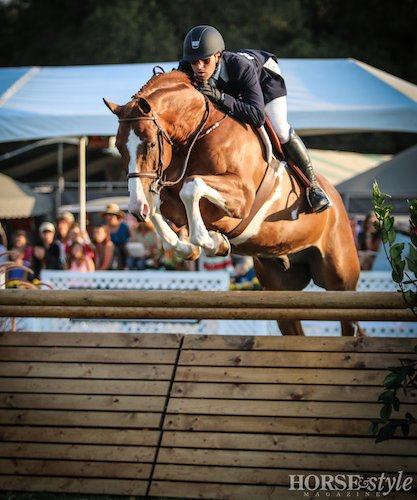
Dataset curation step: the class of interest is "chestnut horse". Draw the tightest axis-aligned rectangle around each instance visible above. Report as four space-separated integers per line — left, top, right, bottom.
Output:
104 70 362 336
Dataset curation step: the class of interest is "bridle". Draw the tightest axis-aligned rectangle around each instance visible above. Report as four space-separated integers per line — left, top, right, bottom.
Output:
119 97 227 191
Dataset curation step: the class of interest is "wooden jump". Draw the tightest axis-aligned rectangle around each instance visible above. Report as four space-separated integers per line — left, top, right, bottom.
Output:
0 289 415 321
0 332 416 499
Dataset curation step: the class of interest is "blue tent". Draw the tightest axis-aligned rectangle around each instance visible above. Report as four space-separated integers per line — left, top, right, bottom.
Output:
1 58 417 143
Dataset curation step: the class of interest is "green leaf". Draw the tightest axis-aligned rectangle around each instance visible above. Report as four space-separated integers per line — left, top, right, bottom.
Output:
378 390 394 402
411 231 417 247
375 422 397 443
368 420 379 435
390 243 405 260
384 372 400 387
383 217 394 232
388 227 397 244
406 257 417 275
392 397 400 412
401 423 410 436
380 403 392 421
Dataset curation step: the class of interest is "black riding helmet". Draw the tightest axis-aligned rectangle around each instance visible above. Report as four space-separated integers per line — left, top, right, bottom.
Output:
183 25 225 61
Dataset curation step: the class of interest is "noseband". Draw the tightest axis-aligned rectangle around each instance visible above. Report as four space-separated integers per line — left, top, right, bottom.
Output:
119 97 224 191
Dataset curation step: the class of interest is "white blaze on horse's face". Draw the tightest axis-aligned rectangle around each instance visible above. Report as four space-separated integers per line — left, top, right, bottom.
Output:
126 128 155 221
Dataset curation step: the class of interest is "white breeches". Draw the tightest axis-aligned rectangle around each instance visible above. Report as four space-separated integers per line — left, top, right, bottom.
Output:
265 95 291 144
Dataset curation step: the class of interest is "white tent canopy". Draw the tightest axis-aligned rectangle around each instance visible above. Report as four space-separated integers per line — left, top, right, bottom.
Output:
1 58 417 143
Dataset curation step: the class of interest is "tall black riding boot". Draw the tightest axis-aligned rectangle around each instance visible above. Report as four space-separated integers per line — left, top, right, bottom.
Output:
282 128 330 213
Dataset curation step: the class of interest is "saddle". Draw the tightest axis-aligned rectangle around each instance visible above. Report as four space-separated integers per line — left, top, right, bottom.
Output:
226 118 311 240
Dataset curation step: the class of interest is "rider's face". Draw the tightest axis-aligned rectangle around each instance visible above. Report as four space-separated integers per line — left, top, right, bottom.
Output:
190 53 220 82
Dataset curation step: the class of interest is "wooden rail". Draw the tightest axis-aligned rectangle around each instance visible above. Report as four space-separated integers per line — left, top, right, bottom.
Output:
0 332 416 498
0 289 415 321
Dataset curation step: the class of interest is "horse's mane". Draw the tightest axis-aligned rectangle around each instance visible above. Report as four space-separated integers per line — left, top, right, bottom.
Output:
133 70 193 98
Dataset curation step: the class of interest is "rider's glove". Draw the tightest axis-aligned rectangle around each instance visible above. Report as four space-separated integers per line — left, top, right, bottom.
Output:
197 82 224 104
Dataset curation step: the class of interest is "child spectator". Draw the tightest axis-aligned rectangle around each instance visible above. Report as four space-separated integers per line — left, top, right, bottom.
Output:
11 229 33 263
66 241 95 272
6 247 33 286
65 223 94 264
91 224 116 270
56 211 75 266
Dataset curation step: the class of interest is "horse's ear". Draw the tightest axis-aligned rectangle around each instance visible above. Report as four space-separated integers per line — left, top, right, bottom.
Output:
138 97 151 115
103 98 121 115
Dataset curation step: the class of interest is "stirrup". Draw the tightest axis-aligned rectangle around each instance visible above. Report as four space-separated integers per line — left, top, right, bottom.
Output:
306 186 330 213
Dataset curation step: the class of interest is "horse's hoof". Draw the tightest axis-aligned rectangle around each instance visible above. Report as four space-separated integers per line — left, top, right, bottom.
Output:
185 245 202 261
207 232 231 257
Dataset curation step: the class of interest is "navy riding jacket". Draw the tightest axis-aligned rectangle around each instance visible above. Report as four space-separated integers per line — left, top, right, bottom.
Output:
178 49 287 128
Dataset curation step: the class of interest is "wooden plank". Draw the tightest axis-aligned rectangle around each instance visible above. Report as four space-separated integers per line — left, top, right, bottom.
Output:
0 409 162 428
0 346 178 364
166 398 416 418
175 366 388 385
150 481 416 499
161 431 417 455
0 362 174 379
163 414 417 437
0 331 182 348
0 476 148 496
0 394 166 412
0 442 156 462
153 464 288 484
182 335 417 353
171 382 404 402
0 458 152 478
0 426 160 445
153 464 417 486
0 377 170 395
157 448 417 472
178 350 414 369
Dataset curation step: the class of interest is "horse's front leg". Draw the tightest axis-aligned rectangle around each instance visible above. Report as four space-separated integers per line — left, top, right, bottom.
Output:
179 177 233 256
151 209 201 261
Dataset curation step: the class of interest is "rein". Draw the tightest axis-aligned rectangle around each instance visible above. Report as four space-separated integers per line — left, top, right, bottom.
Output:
121 97 225 190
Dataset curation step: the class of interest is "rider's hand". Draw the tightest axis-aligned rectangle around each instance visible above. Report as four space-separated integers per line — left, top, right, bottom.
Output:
197 81 224 104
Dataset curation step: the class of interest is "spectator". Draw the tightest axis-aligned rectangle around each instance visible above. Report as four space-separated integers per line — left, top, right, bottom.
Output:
11 229 33 263
126 219 160 270
101 203 130 269
66 241 95 272
0 225 8 266
56 211 75 266
32 222 62 279
6 247 33 286
65 223 94 264
357 211 382 270
91 224 116 270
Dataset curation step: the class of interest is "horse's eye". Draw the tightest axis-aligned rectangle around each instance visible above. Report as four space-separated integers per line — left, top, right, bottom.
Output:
148 142 156 149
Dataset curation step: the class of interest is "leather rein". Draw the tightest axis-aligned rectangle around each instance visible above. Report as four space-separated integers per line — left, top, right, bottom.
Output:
120 97 227 191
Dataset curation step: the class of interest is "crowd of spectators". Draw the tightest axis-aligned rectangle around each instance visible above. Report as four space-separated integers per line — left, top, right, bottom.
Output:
1 205 414 289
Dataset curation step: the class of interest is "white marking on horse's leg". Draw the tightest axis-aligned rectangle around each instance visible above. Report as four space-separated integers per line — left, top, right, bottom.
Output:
230 162 286 245
151 212 200 259
180 178 228 251
126 129 150 218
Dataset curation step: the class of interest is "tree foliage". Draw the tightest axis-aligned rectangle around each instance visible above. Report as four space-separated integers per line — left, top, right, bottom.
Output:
1 0 416 85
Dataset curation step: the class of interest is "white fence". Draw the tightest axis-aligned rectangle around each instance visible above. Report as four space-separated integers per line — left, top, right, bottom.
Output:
13 270 417 336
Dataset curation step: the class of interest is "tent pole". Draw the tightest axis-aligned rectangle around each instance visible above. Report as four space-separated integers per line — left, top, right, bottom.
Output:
78 136 88 232
56 142 64 216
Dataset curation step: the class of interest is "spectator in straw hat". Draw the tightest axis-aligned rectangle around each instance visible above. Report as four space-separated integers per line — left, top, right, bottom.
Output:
101 203 130 269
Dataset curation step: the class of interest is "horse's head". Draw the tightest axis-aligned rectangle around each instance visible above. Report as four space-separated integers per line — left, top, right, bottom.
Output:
103 94 173 221
104 71 204 222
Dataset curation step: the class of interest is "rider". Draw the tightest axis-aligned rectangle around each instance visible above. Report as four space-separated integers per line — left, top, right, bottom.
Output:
179 25 330 213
